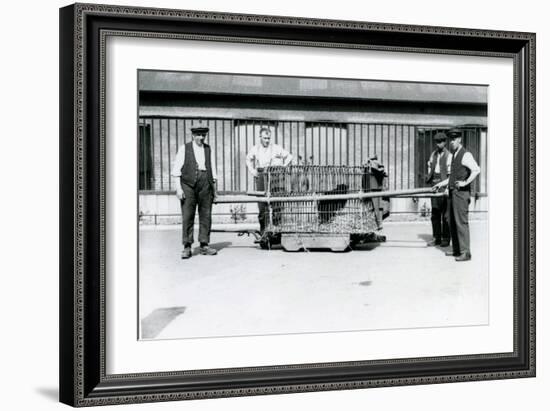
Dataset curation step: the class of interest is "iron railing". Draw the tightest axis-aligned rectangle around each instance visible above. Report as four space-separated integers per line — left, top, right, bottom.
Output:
138 117 487 195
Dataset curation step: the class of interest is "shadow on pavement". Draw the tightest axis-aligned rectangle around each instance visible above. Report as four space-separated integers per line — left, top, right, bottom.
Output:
141 306 186 339
209 241 233 250
417 233 433 243
191 241 233 255
417 233 450 254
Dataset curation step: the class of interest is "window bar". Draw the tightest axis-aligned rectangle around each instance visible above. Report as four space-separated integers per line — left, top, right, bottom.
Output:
348 124 350 166
245 121 249 191
360 123 364 165
332 124 335 165
159 119 164 191
373 124 377 160
182 119 187 143
399 124 405 189
211 119 216 188
304 121 307 165
415 126 419 188
168 119 173 190
289 122 292 159
338 125 342 165
367 124 371 159
138 123 143 190
408 126 412 189
387 126 391 189
485 127 488 193
318 124 322 167
394 124 397 191
379 125 384 169
323 123 328 166
151 119 156 191
231 119 235 192
222 120 226 192
233 121 242 191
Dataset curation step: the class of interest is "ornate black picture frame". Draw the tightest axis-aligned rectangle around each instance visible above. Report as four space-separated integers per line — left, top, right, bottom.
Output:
59 3 535 407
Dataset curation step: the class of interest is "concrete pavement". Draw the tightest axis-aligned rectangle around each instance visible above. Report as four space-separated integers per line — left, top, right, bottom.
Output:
139 221 488 340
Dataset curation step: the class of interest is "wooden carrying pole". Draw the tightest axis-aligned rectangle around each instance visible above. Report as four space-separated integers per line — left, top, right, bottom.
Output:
214 187 435 204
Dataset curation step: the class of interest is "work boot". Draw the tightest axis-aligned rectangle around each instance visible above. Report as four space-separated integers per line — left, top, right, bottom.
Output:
199 245 218 256
181 247 192 259
455 252 472 262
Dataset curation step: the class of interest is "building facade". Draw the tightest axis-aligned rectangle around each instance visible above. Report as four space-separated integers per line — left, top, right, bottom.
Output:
138 71 487 224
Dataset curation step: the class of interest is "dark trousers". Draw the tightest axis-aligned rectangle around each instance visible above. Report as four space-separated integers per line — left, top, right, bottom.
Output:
430 196 450 242
180 170 214 246
255 171 268 232
448 190 471 255
255 170 282 233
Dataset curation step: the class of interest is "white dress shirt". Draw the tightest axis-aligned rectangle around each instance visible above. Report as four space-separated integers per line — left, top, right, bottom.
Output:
428 149 452 175
171 142 218 180
246 143 292 172
452 147 480 173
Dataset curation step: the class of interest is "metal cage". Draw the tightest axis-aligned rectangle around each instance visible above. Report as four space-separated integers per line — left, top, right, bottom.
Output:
260 163 388 242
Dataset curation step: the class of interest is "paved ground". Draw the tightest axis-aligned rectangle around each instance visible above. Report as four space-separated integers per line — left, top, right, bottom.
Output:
139 221 488 340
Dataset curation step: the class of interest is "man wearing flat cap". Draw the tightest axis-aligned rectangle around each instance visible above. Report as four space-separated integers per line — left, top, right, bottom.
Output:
171 126 218 259
432 129 480 262
425 131 452 247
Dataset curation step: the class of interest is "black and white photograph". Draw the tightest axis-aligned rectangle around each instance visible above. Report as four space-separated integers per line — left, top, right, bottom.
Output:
54 1 537 407
137 70 489 340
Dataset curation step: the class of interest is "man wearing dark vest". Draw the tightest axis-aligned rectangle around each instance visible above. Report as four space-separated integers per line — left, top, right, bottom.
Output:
425 132 451 247
432 129 480 262
171 126 218 259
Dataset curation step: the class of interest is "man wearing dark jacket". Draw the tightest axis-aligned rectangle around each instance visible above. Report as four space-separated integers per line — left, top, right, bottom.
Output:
432 129 480 262
425 132 451 247
171 126 218 259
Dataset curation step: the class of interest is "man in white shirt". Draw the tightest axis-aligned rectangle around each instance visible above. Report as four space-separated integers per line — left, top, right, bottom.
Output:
245 127 293 234
432 129 481 262
171 126 218 259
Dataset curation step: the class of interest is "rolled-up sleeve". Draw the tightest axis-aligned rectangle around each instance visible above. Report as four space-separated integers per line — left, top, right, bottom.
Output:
171 145 186 177
462 152 480 173
246 145 257 171
209 148 218 181
279 145 293 165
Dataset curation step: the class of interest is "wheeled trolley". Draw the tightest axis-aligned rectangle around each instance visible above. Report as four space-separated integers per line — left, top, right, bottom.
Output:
257 160 389 251
214 159 433 252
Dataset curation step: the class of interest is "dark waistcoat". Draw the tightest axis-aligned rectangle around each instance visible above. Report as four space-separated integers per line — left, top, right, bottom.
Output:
180 142 214 186
427 148 450 183
448 147 471 191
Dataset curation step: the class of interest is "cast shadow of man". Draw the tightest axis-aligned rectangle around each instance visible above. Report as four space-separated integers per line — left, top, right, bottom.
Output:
191 241 232 255
417 233 448 254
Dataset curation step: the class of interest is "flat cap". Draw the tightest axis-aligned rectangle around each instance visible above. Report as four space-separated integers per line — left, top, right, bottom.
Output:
448 128 462 138
190 126 209 134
